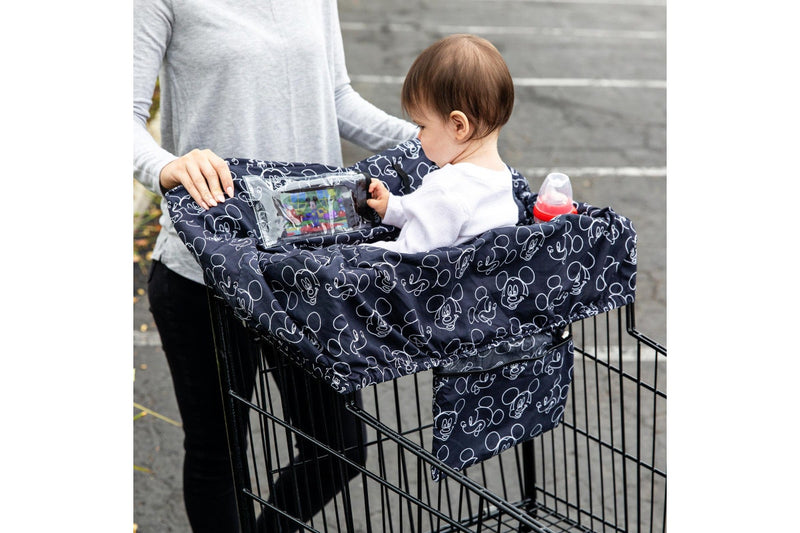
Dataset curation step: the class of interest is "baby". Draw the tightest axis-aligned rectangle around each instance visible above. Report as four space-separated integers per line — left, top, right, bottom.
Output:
366 34 519 253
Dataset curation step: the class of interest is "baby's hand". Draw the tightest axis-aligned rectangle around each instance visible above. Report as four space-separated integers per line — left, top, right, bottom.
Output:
366 180 390 219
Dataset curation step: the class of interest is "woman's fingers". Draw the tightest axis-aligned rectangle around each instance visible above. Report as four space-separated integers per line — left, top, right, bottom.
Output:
207 151 235 198
180 177 208 210
160 149 233 210
184 156 217 208
196 149 235 202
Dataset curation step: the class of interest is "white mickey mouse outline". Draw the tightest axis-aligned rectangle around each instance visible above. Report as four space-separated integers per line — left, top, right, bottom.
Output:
546 219 585 264
467 285 497 326
484 423 526 455
495 266 535 311
476 233 517 275
501 376 541 419
434 397 466 442
535 373 569 415
324 266 370 300
355 297 394 338
425 283 464 332
460 396 505 437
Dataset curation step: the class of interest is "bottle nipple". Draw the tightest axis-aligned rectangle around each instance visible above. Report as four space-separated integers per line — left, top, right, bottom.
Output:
533 172 578 223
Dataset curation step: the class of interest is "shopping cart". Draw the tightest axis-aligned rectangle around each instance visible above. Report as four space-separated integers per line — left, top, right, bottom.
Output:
165 139 665 532
209 295 666 533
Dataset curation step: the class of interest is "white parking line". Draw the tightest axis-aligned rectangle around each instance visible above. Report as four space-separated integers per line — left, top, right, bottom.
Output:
134 330 162 347
519 166 666 178
340 22 664 40
577 346 664 363
350 74 666 90
515 78 666 88
468 0 665 6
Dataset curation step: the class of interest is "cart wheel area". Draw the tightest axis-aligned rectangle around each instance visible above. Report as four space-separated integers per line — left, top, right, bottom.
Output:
210 294 665 533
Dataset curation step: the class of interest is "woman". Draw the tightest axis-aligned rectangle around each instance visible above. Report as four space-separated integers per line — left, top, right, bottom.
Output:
133 1 417 531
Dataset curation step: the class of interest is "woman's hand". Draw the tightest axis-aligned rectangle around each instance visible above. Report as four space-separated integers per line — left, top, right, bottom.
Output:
159 148 234 210
366 180 390 219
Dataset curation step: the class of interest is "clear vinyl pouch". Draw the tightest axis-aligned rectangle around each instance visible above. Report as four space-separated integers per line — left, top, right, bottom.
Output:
242 171 378 247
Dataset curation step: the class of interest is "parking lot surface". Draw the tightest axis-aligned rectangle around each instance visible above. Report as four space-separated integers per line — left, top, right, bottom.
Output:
134 1 665 530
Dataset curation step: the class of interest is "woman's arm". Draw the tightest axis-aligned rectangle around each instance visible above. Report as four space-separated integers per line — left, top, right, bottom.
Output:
133 0 233 209
324 0 418 151
335 84 419 152
133 0 176 195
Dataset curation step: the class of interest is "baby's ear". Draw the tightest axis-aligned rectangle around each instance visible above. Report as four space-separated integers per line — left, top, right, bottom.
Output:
449 111 471 140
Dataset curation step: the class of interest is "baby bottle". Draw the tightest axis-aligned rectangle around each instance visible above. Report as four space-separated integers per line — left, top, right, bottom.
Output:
533 172 578 223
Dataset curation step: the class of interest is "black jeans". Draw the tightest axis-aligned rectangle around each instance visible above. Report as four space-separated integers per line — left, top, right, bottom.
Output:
147 260 366 532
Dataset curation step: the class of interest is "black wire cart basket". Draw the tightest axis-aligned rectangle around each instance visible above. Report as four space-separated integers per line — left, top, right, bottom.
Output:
209 296 666 533
165 141 666 533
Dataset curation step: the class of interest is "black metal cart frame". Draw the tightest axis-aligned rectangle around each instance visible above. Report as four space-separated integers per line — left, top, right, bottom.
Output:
210 294 666 533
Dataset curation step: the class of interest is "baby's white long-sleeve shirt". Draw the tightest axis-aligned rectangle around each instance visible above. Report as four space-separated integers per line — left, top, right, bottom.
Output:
370 163 519 254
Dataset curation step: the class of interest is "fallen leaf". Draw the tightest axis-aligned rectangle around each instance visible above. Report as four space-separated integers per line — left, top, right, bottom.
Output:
133 402 182 427
140 324 148 332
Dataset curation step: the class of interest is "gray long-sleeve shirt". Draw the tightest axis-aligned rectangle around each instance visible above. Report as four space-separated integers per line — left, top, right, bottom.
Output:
134 0 417 283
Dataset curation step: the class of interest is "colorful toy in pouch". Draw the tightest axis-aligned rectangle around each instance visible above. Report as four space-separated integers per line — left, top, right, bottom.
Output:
242 171 375 246
280 186 355 237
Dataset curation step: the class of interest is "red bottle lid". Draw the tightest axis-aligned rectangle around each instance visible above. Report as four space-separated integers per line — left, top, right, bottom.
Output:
533 201 578 222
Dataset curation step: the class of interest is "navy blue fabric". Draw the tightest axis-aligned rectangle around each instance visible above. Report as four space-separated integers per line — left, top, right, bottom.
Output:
431 330 573 480
166 139 636 394
166 139 636 477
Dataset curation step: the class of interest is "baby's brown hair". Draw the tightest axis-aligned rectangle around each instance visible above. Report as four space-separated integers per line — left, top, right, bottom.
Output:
401 34 514 140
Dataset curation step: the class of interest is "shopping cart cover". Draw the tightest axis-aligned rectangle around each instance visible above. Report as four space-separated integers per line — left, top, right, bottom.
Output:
430 330 574 480
166 140 637 394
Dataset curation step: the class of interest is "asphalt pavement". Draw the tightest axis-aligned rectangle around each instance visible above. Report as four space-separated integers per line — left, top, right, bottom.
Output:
134 1 665 531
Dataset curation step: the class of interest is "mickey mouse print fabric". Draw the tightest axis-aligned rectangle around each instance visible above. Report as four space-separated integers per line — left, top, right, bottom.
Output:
166 139 636 476
431 329 573 480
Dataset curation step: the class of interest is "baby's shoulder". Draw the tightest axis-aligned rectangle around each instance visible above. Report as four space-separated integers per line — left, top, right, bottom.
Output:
418 164 459 188
422 163 511 191
425 163 480 183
